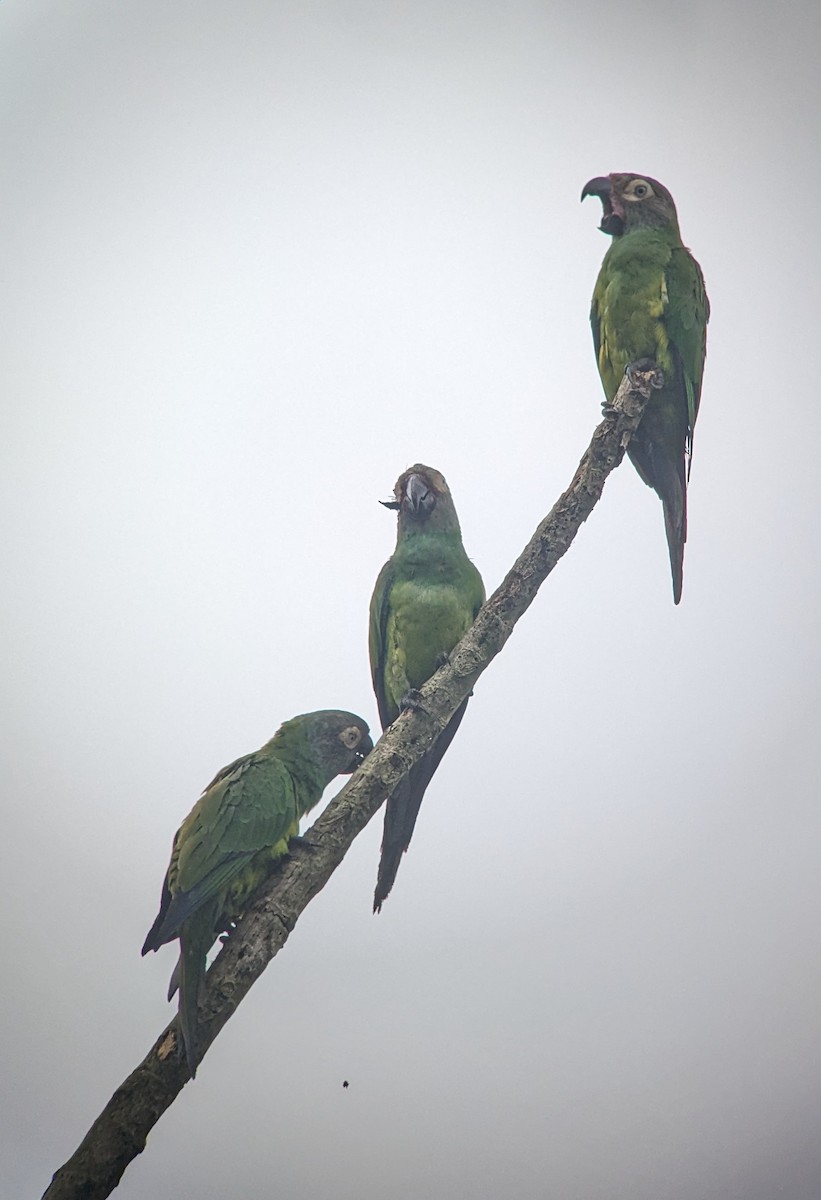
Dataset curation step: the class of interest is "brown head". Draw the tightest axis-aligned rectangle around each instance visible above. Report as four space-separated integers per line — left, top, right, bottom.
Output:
581 173 680 238
380 464 460 536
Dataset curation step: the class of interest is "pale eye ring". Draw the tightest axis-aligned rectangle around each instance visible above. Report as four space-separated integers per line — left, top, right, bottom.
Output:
634 183 648 198
340 726 361 749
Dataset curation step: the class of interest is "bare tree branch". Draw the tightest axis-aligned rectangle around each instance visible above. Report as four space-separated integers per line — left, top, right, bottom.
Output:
43 370 653 1200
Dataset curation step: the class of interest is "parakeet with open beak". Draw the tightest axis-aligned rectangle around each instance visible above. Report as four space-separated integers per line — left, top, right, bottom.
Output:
582 172 709 603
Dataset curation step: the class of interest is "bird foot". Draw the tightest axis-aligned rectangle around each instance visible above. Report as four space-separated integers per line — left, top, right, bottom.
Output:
287 834 318 854
625 358 665 390
433 651 450 670
399 688 426 714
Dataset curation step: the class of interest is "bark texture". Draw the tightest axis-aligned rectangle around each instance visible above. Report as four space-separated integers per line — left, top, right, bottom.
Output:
43 370 652 1200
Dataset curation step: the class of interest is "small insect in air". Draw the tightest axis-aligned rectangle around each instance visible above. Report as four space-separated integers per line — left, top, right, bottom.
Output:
342 1080 349 1089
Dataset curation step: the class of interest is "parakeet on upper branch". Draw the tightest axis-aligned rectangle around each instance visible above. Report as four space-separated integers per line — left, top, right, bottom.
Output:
582 172 709 603
142 709 372 1076
369 465 485 912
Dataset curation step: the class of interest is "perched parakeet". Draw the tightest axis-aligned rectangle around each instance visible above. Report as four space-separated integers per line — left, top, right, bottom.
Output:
581 173 709 603
142 709 372 1076
370 465 485 912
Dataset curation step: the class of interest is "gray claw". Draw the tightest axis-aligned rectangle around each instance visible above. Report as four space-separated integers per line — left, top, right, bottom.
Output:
625 358 665 390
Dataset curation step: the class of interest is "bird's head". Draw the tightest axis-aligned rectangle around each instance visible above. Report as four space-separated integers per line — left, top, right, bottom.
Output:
279 710 373 779
380 464 459 534
581 173 679 238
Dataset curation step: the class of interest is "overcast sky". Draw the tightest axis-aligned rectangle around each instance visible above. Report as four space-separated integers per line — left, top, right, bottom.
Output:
3 2 820 1197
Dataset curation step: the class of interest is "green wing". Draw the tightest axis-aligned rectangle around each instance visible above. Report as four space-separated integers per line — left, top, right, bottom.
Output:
175 755 296 889
150 754 297 942
466 561 486 619
664 246 710 457
369 560 396 729
590 294 603 386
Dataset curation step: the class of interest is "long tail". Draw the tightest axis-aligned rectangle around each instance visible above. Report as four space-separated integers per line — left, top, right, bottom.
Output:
177 909 214 1078
651 450 686 605
661 480 687 606
627 435 687 605
373 697 470 912
167 955 182 1002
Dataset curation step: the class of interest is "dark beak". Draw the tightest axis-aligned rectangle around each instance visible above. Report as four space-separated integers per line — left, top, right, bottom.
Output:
379 498 400 510
348 732 374 770
581 176 612 203
404 472 430 514
581 175 623 236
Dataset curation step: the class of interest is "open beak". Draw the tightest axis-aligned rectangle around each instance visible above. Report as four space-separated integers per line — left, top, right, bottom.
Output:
581 175 624 236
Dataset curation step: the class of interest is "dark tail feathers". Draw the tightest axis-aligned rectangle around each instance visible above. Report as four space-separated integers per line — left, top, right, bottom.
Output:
373 698 470 912
628 436 687 605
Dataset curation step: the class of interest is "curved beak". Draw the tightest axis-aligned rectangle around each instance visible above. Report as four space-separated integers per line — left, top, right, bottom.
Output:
581 176 612 202
404 472 430 514
581 175 623 236
348 732 374 771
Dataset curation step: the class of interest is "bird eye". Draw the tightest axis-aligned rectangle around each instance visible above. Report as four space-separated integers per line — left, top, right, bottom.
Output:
629 179 653 199
339 726 362 749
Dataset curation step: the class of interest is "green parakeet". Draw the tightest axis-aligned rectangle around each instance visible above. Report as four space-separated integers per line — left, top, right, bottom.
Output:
581 172 709 603
142 709 372 1076
370 465 485 912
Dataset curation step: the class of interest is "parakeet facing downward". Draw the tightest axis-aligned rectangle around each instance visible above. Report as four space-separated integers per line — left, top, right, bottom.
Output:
582 172 709 603
142 709 372 1076
370 465 485 912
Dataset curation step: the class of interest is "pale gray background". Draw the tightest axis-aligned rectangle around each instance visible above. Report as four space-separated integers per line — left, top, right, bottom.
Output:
3 2 820 1197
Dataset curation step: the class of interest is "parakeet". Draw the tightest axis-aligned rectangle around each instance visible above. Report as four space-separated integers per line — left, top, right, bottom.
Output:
142 709 372 1076
581 172 709 603
370 465 485 911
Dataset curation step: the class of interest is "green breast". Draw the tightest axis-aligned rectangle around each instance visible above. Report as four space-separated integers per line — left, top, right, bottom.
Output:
382 580 473 714
593 231 676 399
